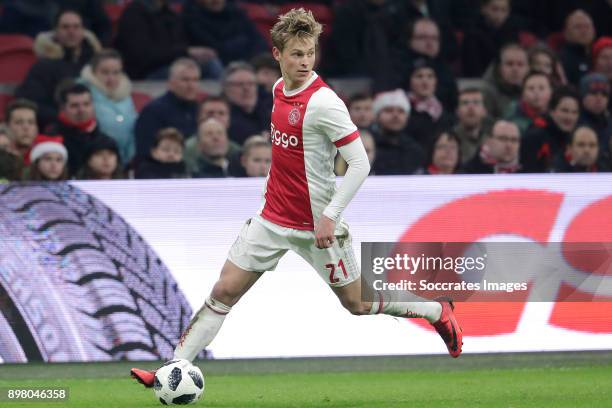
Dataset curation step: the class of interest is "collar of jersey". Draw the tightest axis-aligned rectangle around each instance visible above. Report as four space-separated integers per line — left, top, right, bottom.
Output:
283 72 318 97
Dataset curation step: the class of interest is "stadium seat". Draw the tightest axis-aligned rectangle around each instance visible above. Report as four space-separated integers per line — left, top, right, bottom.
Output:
131 92 152 113
103 3 127 41
0 93 16 122
0 35 36 83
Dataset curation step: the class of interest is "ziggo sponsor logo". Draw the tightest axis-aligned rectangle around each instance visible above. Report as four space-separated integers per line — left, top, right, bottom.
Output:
270 123 299 148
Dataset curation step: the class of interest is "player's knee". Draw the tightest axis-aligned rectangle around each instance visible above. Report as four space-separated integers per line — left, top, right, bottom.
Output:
340 298 369 316
211 281 241 306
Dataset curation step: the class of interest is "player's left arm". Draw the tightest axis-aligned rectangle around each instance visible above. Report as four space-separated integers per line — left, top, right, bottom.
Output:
313 89 371 248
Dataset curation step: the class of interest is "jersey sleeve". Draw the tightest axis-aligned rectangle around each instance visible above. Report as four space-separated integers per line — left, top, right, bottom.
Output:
310 87 359 147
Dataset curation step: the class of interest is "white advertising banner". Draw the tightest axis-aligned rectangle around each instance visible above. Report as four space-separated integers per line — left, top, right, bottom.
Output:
70 175 612 359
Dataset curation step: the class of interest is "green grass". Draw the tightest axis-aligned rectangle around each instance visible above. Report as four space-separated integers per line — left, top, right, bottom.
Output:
1 352 611 407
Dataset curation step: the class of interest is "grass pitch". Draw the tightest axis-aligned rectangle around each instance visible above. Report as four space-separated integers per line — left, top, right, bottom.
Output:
0 351 611 407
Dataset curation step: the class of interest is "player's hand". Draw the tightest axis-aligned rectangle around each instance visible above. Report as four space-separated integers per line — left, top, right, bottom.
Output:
314 215 336 249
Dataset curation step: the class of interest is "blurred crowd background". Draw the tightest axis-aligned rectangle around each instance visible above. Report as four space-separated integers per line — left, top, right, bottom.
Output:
0 0 610 181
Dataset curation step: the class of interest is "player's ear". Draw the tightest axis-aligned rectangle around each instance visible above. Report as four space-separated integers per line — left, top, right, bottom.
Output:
272 47 281 62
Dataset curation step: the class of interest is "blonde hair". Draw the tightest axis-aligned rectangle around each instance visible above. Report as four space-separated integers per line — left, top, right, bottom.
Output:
270 8 323 51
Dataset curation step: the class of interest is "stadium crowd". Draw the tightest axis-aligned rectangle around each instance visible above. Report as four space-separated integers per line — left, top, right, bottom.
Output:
0 0 611 181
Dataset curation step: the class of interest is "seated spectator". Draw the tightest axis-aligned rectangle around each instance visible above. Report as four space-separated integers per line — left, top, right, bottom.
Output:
26 135 69 181
335 129 376 176
325 0 397 77
578 73 611 156
135 58 201 158
222 62 271 145
47 82 111 176
482 43 529 119
251 53 281 94
239 135 272 177
553 126 606 172
521 87 580 172
183 0 267 66
0 0 111 45
462 0 520 77
464 120 522 174
0 124 11 151
114 0 222 80
528 44 568 86
76 135 123 180
381 17 458 111
4 99 39 160
198 96 231 128
559 9 596 85
592 37 612 86
135 128 188 179
80 49 137 165
189 118 241 178
405 58 453 149
505 71 553 134
15 10 102 127
347 93 374 131
421 130 461 175
371 89 425 175
454 87 493 163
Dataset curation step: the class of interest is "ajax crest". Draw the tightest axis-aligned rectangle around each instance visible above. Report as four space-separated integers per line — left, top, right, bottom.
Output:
288 107 301 125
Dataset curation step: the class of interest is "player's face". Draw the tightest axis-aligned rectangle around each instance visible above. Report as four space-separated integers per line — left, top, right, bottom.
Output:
274 37 316 90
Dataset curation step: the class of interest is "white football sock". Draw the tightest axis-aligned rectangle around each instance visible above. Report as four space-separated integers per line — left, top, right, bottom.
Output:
173 297 231 361
369 291 442 323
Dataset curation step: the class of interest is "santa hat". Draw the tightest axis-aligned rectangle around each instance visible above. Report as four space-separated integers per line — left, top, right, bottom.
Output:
592 36 612 65
372 89 411 116
29 135 68 164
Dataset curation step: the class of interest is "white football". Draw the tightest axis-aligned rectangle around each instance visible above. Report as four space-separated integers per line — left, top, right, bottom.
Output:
154 359 205 405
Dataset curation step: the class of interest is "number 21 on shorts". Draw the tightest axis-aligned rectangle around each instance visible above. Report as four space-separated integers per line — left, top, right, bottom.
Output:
326 259 348 284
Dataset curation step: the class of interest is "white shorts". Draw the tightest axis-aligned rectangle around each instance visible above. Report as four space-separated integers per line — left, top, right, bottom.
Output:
227 215 360 287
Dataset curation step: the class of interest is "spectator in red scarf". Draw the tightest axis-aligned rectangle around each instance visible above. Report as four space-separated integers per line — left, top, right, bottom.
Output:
47 81 112 176
421 129 461 175
553 125 607 172
506 71 554 134
464 120 522 174
520 87 580 172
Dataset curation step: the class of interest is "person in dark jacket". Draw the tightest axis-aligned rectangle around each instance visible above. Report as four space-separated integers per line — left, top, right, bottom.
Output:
15 10 102 128
135 127 188 179
114 0 222 79
189 118 241 178
520 87 581 173
46 82 112 177
75 134 124 180
0 0 111 44
183 0 267 66
221 62 271 145
578 73 612 158
552 125 608 172
378 17 458 112
559 9 596 85
462 0 521 77
464 119 522 174
370 89 425 175
134 58 201 158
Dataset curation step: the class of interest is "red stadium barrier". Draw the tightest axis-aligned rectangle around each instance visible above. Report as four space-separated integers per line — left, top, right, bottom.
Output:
0 35 36 83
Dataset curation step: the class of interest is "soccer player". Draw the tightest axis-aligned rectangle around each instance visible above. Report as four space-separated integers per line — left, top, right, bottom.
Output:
132 8 462 387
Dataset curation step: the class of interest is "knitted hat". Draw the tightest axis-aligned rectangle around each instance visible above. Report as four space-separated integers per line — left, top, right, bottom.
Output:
407 57 436 79
580 73 610 97
84 135 119 161
592 36 612 65
373 89 411 116
29 135 68 164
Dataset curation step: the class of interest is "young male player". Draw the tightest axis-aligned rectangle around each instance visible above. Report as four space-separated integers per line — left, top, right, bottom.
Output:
132 9 462 386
